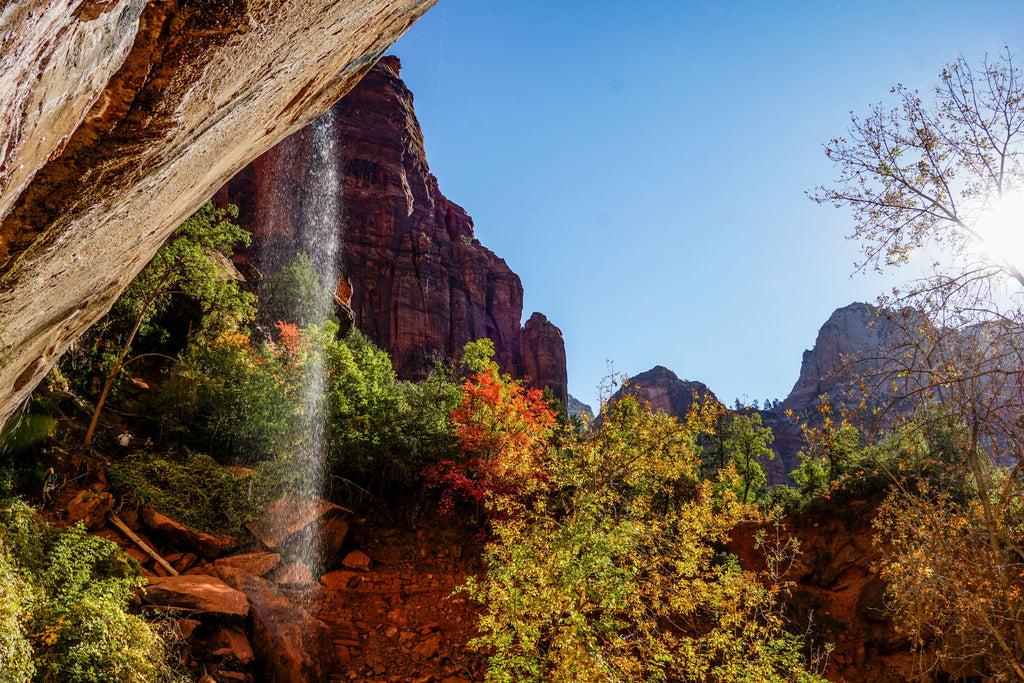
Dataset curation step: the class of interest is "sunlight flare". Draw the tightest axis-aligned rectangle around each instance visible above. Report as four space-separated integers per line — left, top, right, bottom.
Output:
975 190 1024 272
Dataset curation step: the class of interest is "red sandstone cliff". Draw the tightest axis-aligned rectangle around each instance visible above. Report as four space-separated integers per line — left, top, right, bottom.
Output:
613 365 720 419
221 57 567 404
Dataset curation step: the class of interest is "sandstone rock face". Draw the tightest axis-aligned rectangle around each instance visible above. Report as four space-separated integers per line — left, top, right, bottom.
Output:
221 58 569 404
519 313 569 405
779 301 908 416
0 0 437 423
730 500 915 683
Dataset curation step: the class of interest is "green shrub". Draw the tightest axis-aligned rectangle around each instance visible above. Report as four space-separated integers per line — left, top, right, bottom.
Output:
0 549 33 683
58 202 255 402
157 319 459 494
0 500 182 683
325 328 458 493
784 404 974 512
156 327 302 461
109 452 296 535
258 253 323 329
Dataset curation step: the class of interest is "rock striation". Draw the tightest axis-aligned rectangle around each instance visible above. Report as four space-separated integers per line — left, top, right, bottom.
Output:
221 58 568 404
0 0 437 424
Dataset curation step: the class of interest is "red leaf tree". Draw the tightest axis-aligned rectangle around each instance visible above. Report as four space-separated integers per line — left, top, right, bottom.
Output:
424 341 556 516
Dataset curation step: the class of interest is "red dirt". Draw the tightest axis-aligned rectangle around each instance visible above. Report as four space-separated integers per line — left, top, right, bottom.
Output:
314 508 488 683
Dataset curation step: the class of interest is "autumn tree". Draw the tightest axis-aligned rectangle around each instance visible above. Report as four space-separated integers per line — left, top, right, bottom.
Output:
811 48 1024 284
466 393 827 682
814 48 1024 678
424 339 556 516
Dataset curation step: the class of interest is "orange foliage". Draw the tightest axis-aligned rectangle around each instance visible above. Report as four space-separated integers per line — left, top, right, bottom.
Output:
425 367 556 516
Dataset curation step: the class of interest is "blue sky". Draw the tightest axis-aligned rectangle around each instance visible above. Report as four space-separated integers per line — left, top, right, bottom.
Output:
390 1 1023 410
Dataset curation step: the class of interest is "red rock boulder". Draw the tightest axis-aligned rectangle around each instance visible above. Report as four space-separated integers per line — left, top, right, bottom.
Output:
210 565 335 683
141 506 236 560
141 575 249 618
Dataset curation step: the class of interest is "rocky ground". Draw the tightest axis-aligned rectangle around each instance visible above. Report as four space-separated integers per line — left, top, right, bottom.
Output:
43 464 486 683
37 437 935 683
316 511 486 683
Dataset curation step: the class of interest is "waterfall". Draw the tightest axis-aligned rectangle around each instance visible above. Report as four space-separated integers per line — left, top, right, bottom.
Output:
301 107 340 464
254 106 342 574
296 108 341 572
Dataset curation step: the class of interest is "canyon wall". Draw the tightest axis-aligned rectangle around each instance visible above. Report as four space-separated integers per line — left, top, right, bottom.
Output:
221 58 569 404
0 0 437 422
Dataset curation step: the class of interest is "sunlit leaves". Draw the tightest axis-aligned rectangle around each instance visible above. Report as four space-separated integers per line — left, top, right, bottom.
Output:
810 49 1024 281
466 395 826 682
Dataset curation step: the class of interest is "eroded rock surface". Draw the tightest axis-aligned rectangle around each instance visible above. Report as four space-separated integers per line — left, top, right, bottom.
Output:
220 58 569 404
0 0 437 423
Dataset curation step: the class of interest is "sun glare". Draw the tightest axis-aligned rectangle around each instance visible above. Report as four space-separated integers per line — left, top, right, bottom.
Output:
975 191 1024 271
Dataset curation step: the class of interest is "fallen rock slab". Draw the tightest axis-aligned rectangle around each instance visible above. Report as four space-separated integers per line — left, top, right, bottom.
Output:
341 550 372 571
247 495 349 559
142 506 236 559
209 626 255 666
214 552 281 577
142 575 249 618
320 570 361 590
271 560 314 588
66 489 114 530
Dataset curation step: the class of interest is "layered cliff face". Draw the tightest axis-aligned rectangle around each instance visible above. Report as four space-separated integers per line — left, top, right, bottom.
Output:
779 301 909 416
221 58 569 404
0 0 437 423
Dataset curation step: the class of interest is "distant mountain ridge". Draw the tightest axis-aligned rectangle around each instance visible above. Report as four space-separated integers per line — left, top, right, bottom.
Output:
612 302 911 482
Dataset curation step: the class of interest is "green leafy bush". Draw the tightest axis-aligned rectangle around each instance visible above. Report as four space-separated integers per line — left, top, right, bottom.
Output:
109 452 296 535
0 500 182 683
156 326 303 461
0 549 33 683
784 405 969 511
325 328 458 493
466 395 827 682
257 253 324 329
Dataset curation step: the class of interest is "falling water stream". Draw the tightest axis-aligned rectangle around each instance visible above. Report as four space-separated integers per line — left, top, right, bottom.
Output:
299 107 340 475
257 107 342 574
